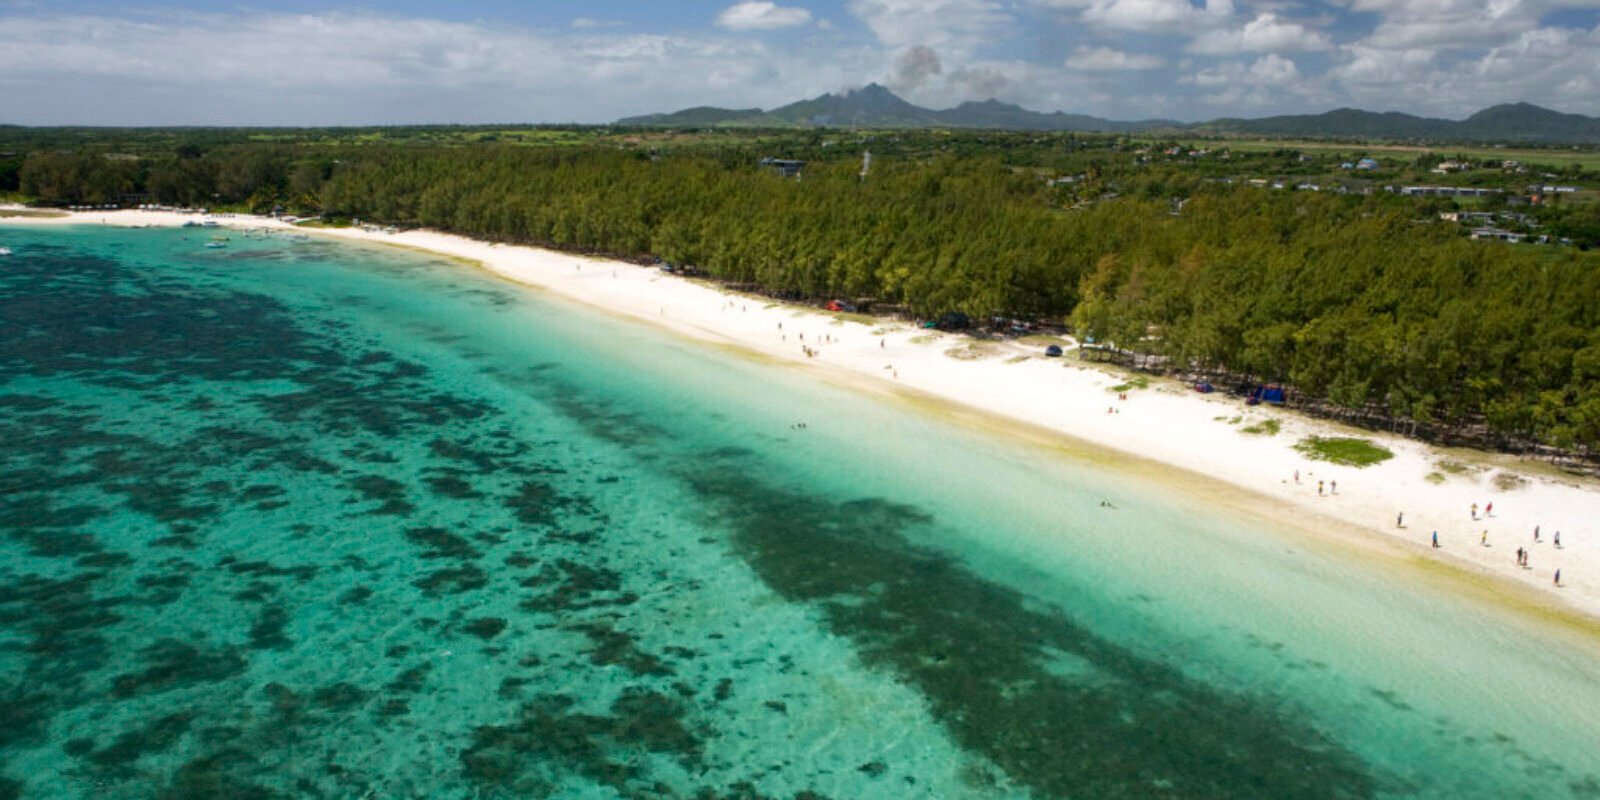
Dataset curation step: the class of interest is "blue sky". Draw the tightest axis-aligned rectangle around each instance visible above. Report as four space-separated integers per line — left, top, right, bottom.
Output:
2 0 1597 125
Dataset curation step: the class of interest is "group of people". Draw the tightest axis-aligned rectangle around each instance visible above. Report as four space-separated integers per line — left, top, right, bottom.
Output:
1425 516 1567 586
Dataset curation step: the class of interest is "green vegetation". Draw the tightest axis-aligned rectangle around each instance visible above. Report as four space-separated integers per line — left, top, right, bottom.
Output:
1109 376 1149 393
1294 437 1395 467
1425 472 1447 484
4 125 1599 461
1492 472 1530 491
1240 419 1282 436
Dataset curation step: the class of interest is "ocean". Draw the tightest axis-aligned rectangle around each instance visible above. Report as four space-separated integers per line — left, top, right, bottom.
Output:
1 225 1597 799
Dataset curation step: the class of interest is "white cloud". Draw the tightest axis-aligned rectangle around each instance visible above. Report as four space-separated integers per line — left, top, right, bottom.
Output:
716 2 814 31
1188 13 1332 53
1327 23 1600 116
1065 46 1164 70
1063 0 1234 33
0 11 879 124
847 0 1011 54
570 18 622 29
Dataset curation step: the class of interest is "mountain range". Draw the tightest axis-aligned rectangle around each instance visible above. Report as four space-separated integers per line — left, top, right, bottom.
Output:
617 85 1600 144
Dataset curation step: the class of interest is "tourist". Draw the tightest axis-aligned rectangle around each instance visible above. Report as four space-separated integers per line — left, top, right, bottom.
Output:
1318 480 1324 496
1534 525 1541 542
1554 531 1561 548
1471 502 1478 520
1554 569 1561 586
1397 512 1404 528
1486 501 1493 517
1431 531 1439 548
1331 480 1337 495
1481 530 1488 547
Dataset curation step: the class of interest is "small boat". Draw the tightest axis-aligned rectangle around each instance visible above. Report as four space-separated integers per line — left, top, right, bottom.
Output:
0 247 12 256
211 235 230 242
204 241 227 249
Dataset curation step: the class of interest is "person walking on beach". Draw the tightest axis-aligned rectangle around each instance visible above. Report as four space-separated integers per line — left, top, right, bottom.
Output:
1554 531 1561 548
1432 531 1439 548
1533 526 1540 543
1318 480 1324 496
1330 480 1337 495
1294 469 1300 484
1554 569 1561 586
1481 530 1488 547
1397 512 1404 528
1471 502 1478 520
1516 547 1524 567
1486 501 1493 517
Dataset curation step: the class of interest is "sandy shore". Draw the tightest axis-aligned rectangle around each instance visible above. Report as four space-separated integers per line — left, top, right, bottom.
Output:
7 207 1599 623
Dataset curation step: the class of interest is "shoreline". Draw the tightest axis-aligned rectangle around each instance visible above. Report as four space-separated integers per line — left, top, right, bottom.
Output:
6 207 1598 627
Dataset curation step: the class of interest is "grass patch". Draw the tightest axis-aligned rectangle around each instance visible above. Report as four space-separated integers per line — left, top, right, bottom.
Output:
909 334 936 345
1436 460 1475 475
1425 472 1446 484
1019 334 1071 346
944 343 999 361
827 311 876 324
1240 419 1281 436
1108 376 1149 393
1293 436 1394 468
1492 472 1529 491
0 208 68 218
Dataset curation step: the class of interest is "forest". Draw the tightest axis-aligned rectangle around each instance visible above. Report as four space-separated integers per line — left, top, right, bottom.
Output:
6 128 1600 461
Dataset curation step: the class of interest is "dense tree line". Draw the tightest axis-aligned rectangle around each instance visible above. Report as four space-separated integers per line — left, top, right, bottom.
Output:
10 138 1600 458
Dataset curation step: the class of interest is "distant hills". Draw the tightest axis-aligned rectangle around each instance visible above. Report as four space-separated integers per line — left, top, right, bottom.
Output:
618 84 1176 134
618 85 1600 144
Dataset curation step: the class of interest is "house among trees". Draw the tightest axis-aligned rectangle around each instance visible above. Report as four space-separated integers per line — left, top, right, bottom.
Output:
759 158 805 178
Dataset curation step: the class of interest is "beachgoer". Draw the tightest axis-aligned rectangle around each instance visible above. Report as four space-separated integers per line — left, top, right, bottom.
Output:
1533 526 1540 543
1486 501 1493 517
1431 531 1439 548
1294 469 1300 484
1471 502 1478 520
1397 512 1404 528
1554 531 1561 548
1554 569 1561 586
880 338 885 349
1517 547 1524 566
1481 530 1488 547
1331 480 1337 495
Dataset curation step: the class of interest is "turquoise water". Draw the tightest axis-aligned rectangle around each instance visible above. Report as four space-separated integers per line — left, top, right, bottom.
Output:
1 226 1597 799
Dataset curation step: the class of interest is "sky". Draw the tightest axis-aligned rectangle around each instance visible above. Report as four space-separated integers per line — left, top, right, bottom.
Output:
1 0 1598 125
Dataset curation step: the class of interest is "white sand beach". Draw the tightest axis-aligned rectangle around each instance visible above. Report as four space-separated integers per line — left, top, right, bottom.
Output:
7 207 1599 625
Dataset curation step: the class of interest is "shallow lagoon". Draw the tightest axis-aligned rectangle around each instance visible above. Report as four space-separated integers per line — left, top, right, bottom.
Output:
1 226 1597 799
